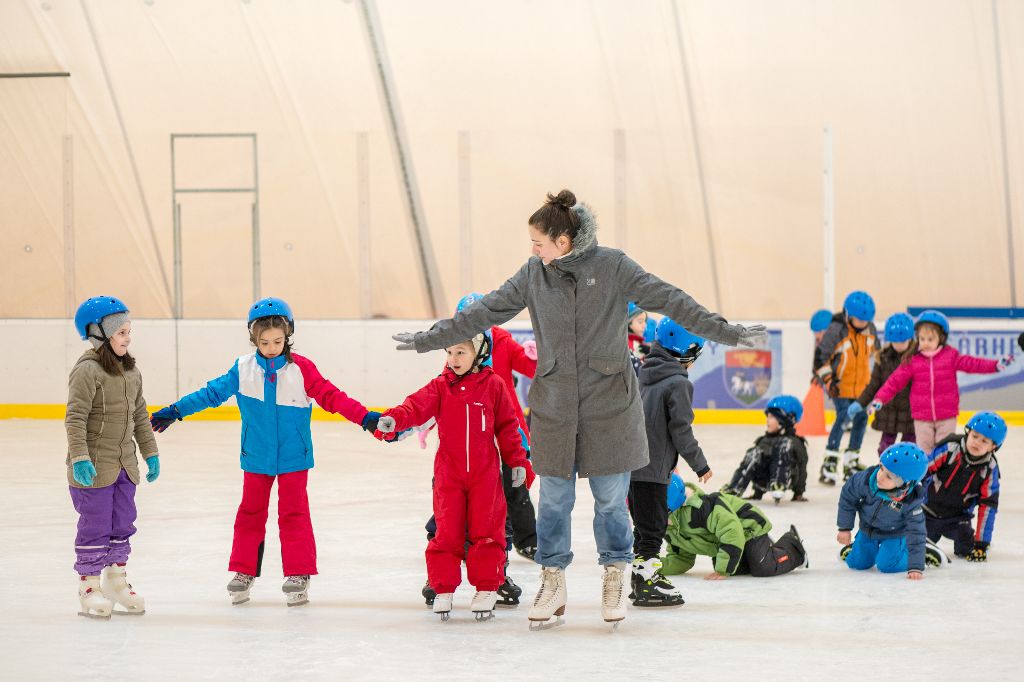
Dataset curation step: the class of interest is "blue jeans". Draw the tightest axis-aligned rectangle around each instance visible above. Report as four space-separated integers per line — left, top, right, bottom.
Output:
845 531 907 573
828 397 867 451
534 470 633 569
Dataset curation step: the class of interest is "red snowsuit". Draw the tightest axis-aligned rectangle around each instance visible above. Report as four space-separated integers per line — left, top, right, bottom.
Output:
384 366 531 593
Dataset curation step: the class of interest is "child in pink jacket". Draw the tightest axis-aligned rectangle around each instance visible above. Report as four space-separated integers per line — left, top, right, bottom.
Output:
870 311 1015 454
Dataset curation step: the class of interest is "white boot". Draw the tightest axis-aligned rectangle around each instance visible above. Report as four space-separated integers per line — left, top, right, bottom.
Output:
601 562 627 624
78 575 113 619
433 592 454 621
528 567 567 630
100 564 145 615
470 590 498 621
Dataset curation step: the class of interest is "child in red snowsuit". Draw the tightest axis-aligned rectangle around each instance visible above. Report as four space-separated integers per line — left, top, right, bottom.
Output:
378 333 532 619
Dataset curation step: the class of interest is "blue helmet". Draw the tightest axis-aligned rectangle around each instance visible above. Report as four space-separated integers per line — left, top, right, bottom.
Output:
655 317 704 362
966 411 1007 449
74 296 129 341
915 310 949 336
810 309 833 333
456 293 484 314
765 394 803 425
643 317 657 343
248 297 294 332
667 473 687 511
879 443 928 486
883 312 915 344
627 301 645 323
843 291 875 322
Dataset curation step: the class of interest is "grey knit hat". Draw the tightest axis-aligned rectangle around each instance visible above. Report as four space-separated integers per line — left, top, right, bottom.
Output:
87 311 131 349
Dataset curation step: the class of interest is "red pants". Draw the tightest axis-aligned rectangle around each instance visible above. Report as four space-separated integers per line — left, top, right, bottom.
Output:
427 473 507 593
229 470 317 577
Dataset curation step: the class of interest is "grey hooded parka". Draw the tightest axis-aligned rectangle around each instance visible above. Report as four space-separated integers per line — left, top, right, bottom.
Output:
411 204 746 479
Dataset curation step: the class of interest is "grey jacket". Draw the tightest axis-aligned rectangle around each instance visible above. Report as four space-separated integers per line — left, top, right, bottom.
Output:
65 350 158 488
633 342 708 483
411 205 747 479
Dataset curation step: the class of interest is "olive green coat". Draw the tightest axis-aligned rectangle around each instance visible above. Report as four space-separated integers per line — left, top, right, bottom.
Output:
64 350 158 488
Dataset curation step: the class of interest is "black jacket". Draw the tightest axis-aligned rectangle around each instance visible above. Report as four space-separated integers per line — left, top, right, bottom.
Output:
856 345 914 435
633 342 709 483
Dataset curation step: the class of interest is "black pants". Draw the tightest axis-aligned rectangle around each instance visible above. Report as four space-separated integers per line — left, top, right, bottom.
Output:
627 481 669 560
925 514 974 556
501 462 538 550
733 532 805 577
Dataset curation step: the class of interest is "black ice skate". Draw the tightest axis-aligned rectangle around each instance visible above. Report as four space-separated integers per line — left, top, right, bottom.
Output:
838 544 853 561
925 539 951 568
820 451 840 485
515 546 537 561
496 576 522 607
630 558 685 608
421 581 436 607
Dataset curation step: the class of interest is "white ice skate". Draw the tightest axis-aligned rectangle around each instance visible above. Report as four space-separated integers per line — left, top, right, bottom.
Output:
924 540 951 568
528 567 567 631
227 572 255 605
842 449 865 481
100 564 145 615
282 575 310 607
433 592 454 622
470 591 498 621
78 575 113 620
601 563 627 629
819 450 840 485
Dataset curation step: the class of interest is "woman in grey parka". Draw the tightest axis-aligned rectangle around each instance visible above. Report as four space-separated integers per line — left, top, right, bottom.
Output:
392 189 766 628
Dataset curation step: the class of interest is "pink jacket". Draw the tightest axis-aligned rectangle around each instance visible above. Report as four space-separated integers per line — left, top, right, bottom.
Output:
873 346 998 421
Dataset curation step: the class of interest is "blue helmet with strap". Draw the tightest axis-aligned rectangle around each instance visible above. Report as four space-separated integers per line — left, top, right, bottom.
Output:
965 411 1007 450
915 309 949 336
248 297 294 332
456 293 484 314
765 394 803 426
883 312 915 344
74 296 129 341
879 443 928 488
455 293 493 367
655 317 704 362
843 290 875 322
810 309 833 332
667 473 687 511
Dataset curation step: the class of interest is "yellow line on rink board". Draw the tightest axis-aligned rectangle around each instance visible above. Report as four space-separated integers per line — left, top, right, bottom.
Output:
3 404 1024 426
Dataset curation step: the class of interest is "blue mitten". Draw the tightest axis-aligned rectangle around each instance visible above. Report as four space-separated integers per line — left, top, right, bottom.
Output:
72 460 96 486
846 402 864 419
145 455 160 483
151 404 182 433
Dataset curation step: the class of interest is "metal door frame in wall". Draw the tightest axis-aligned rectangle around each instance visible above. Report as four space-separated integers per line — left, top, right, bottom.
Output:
170 133 260 318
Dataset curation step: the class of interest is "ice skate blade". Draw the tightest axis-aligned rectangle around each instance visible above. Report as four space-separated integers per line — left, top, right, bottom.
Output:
631 599 685 608
230 594 250 606
609 621 622 632
528 616 564 631
438 612 450 622
286 594 309 608
111 608 145 616
78 610 111 620
495 602 519 609
474 611 495 622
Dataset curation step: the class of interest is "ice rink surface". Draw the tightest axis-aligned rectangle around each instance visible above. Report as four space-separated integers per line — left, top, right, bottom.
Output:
1 420 1021 681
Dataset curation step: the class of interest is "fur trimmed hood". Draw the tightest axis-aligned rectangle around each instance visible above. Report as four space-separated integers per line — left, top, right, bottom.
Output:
570 202 598 255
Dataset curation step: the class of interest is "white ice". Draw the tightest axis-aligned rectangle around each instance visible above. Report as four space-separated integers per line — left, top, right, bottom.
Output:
1 420 1022 681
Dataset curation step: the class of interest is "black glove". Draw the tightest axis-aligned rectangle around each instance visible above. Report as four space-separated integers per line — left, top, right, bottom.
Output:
151 404 182 433
361 411 382 432
965 543 988 562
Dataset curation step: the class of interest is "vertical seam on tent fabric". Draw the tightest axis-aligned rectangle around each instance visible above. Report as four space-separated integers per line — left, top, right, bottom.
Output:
80 0 173 314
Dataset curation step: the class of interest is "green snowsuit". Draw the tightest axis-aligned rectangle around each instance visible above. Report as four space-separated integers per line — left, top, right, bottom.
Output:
662 484 773 576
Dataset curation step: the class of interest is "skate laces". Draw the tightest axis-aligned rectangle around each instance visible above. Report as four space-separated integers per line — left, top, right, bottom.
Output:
285 575 309 585
602 566 624 607
232 572 254 586
533 568 562 607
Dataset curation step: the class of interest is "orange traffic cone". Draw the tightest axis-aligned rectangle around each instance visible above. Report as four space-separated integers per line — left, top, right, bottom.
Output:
796 384 827 437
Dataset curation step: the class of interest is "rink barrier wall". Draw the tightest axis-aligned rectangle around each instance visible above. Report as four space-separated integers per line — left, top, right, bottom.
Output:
0 318 1020 423
4 403 1024 427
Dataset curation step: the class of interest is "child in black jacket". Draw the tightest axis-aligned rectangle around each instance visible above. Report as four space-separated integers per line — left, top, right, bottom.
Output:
723 395 809 503
629 317 710 607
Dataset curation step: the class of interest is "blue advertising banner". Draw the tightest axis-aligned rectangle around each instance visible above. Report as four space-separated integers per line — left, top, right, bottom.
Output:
507 329 785 411
947 330 1023 409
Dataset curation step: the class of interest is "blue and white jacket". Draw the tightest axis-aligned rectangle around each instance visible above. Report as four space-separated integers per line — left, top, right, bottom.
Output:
837 465 927 571
174 353 369 475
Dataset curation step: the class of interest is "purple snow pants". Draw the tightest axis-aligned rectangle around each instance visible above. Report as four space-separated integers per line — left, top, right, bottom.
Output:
68 468 138 575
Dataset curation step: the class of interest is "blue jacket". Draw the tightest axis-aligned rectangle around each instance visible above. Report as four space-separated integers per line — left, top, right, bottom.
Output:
174 352 369 475
837 465 927 571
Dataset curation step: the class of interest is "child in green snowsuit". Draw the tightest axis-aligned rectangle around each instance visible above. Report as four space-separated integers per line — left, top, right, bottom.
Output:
662 480 808 580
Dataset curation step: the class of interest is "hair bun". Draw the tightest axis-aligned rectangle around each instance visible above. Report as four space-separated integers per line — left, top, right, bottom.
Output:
546 189 576 210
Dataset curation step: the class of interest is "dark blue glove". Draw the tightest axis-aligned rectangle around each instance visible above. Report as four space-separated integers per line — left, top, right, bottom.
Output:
145 455 160 483
151 404 182 433
361 411 382 432
72 460 96 486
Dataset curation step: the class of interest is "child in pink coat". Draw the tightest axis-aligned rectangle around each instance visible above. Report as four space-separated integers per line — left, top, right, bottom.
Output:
870 311 1015 454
